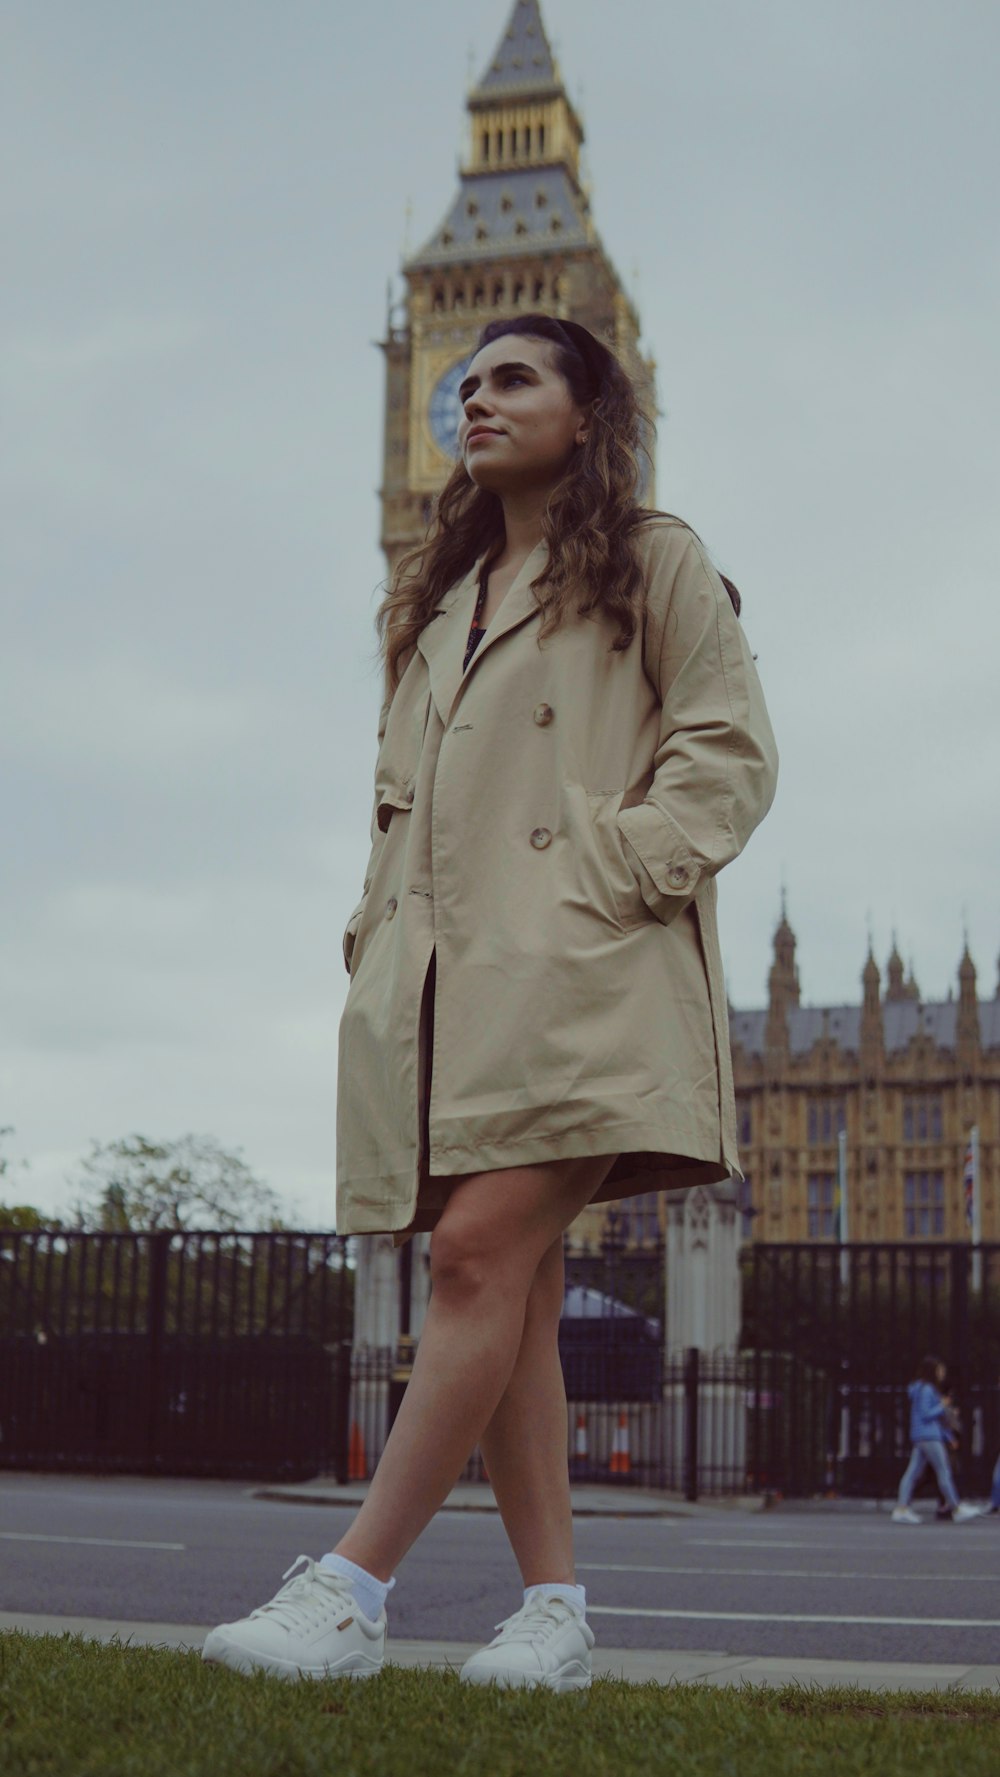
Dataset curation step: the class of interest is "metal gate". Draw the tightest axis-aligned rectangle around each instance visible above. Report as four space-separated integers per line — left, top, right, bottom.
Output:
743 1243 1000 1498
0 1230 353 1480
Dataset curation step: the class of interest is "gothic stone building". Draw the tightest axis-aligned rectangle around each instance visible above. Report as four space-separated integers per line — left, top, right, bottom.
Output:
575 915 1000 1252
729 913 1000 1247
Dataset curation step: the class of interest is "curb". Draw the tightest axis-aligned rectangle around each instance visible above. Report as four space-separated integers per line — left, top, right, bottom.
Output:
250 1484 769 1519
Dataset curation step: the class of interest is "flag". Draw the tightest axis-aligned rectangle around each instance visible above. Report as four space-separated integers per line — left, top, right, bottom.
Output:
963 1137 976 1229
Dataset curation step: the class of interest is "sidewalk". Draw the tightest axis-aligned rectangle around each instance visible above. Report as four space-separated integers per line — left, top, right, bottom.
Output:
252 1479 768 1517
4 1611 998 1694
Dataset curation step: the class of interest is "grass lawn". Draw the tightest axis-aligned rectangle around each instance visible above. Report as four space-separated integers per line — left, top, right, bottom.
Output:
2 1631 1000 1776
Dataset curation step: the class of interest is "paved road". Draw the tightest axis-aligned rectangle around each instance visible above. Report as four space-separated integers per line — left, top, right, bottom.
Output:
2 1474 998 1666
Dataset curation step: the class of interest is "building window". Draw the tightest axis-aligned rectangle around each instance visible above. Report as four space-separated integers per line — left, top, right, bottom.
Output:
481 131 490 163
904 1172 944 1238
807 1173 836 1240
539 123 546 151
617 1193 660 1245
472 282 485 306
497 130 504 158
533 276 545 301
512 278 525 303
535 189 547 208
902 1095 943 1142
807 1097 846 1145
491 279 505 305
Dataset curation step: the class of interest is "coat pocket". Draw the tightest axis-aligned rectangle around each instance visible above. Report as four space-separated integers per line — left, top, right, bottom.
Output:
585 791 652 932
375 782 416 833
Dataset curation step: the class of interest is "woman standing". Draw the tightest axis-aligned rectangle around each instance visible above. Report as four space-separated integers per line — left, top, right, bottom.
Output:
892 1355 981 1523
204 315 779 1689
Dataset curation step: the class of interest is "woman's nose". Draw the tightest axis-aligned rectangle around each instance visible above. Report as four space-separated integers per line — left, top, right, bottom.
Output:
464 389 494 419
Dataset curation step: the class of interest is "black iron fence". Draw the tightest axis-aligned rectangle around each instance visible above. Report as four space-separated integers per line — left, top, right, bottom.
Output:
0 1230 352 1480
5 1225 995 1501
347 1342 746 1498
743 1242 1000 1498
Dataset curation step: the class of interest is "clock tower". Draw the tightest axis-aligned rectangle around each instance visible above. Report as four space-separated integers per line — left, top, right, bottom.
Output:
379 0 657 577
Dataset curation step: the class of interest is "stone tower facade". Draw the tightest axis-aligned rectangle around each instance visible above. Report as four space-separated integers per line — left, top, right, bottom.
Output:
378 0 657 578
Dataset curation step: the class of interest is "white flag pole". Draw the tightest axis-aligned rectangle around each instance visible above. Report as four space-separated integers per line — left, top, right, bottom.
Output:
837 1127 849 1291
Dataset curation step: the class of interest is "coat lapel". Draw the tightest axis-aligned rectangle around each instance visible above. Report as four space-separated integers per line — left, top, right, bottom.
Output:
416 543 548 729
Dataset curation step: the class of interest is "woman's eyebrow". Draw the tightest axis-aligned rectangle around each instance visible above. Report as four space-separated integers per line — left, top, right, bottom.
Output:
458 360 537 403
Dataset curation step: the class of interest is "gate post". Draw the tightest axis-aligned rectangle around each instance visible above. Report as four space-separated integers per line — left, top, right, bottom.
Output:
684 1346 700 1502
145 1231 169 1472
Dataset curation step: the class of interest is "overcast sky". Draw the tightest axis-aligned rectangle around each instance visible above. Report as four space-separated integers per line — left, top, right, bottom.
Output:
2 0 998 1224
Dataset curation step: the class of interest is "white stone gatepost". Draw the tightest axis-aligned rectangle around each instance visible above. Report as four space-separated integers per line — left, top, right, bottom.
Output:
665 1181 741 1357
663 1181 745 1493
348 1232 432 1473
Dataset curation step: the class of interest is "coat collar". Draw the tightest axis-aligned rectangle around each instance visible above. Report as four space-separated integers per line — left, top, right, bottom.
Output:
416 542 548 728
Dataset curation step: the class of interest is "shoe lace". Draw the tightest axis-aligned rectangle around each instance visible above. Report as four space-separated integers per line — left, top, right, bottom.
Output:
489 1596 570 1645
248 1554 351 1632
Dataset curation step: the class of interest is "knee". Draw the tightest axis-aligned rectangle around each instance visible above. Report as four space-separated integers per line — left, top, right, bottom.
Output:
429 1218 495 1303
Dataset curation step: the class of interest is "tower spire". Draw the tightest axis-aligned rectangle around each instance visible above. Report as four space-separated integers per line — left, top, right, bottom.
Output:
474 0 560 97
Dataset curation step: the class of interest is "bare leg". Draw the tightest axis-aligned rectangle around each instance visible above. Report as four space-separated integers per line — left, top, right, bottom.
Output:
478 1234 576 1585
334 1154 615 1580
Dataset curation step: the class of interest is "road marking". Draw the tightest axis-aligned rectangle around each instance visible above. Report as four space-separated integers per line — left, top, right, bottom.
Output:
0 1533 185 1551
578 1561 998 1582
685 1539 832 1550
588 1605 1000 1627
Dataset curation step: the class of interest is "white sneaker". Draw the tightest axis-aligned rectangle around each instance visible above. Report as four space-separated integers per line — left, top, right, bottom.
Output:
891 1507 921 1524
952 1502 982 1523
460 1590 594 1692
201 1555 385 1681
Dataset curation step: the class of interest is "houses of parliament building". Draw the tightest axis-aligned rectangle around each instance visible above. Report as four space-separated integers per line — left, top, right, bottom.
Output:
374 0 999 1253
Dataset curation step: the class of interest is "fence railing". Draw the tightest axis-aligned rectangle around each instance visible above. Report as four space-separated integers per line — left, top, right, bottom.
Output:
5 1227 996 1499
348 1343 747 1498
0 1229 353 1479
743 1242 1000 1497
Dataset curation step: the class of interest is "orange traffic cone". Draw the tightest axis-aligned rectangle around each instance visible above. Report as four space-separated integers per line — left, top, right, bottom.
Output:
573 1412 589 1470
347 1421 366 1481
609 1411 631 1477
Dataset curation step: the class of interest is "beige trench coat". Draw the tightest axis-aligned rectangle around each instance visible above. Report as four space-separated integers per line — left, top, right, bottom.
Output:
336 517 778 1239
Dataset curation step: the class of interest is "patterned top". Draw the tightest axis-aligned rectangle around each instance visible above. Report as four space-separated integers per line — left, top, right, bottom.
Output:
462 560 491 672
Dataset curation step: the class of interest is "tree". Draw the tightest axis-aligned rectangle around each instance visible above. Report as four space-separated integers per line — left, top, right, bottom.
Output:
65 1133 290 1231
0 1126 48 1228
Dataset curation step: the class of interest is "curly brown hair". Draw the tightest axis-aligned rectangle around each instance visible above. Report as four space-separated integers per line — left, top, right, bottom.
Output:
375 314 658 695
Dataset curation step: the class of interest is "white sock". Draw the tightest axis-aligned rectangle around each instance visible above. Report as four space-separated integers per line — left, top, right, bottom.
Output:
319 1551 395 1623
525 1582 586 1617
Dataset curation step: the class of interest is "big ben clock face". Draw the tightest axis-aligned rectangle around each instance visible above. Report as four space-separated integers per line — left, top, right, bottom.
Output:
428 356 472 458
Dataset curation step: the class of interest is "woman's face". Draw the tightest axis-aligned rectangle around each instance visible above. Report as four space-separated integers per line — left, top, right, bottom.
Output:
936 1364 946 1386
457 335 589 497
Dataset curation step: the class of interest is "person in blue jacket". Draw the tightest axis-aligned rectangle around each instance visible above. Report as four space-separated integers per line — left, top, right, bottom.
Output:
892 1355 981 1523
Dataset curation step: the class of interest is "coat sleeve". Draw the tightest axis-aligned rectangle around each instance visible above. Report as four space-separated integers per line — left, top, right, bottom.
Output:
616 522 779 926
342 676 393 976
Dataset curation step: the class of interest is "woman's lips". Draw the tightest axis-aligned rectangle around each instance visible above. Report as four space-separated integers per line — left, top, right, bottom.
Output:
466 428 503 445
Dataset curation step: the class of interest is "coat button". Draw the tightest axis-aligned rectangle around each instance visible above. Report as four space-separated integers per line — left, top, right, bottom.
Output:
667 865 690 889
403 787 415 804
533 703 554 726
530 827 552 849
385 897 398 918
